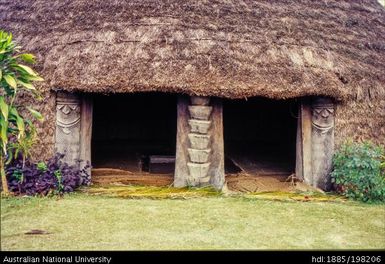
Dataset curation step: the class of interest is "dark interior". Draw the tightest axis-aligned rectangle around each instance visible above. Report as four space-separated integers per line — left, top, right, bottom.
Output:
223 97 298 176
92 93 177 173
92 94 297 176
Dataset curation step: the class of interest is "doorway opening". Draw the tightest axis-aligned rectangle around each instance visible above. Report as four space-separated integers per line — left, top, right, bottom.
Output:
91 93 177 180
223 97 298 191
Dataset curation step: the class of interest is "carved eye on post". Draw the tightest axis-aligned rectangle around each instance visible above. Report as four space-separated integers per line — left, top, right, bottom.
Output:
313 108 322 116
313 106 334 119
57 104 78 115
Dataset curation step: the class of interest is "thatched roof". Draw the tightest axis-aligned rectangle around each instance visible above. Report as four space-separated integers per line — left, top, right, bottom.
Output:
1 0 385 100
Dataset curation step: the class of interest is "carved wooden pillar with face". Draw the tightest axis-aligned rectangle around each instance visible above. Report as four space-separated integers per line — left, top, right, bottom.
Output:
55 92 81 166
311 97 335 190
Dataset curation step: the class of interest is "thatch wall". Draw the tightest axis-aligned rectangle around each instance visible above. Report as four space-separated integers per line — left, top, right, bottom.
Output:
335 98 385 146
1 0 384 160
1 0 385 100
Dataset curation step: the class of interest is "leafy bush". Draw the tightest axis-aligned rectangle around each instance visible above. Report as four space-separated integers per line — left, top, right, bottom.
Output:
1 30 44 194
331 141 385 203
6 153 90 196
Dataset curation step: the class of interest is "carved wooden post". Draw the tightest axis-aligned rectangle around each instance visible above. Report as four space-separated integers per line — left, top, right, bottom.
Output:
311 97 335 190
174 96 225 190
55 92 81 166
296 97 335 191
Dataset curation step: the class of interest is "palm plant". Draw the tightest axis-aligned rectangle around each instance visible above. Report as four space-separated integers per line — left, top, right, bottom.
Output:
0 30 43 194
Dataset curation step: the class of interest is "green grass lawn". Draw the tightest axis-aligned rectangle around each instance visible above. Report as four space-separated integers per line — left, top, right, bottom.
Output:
1 190 385 250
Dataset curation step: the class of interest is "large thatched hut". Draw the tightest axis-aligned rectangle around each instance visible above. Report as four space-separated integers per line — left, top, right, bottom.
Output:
1 0 384 190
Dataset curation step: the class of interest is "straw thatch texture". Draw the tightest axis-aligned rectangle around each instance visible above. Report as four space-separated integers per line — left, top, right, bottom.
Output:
335 98 385 146
1 0 384 160
1 0 385 100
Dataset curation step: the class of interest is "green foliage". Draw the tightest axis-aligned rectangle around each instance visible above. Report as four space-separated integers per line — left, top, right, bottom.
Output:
54 169 63 192
37 161 47 172
6 123 37 165
331 141 385 203
0 30 44 193
12 169 23 182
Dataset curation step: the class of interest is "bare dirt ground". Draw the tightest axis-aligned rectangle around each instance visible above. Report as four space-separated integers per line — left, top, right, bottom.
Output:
226 173 322 193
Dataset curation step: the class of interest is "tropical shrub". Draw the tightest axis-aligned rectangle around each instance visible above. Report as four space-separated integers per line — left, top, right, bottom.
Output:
6 153 90 196
331 141 385 203
0 30 44 194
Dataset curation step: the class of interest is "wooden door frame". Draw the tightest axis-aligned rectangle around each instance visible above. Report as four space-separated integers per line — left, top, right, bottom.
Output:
55 93 335 191
79 95 93 177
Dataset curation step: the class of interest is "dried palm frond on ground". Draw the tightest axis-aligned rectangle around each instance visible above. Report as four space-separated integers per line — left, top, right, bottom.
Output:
84 168 340 201
244 192 346 203
82 184 221 200
82 184 344 203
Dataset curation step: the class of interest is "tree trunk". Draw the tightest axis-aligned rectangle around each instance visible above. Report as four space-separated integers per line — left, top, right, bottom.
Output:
1 156 9 194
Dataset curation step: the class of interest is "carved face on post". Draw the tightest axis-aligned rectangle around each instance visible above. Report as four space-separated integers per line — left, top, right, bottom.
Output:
56 100 81 135
55 93 82 166
312 102 335 134
310 97 335 191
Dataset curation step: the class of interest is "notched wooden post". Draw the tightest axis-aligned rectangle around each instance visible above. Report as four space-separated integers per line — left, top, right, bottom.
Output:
311 97 335 190
174 95 225 190
55 92 81 167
